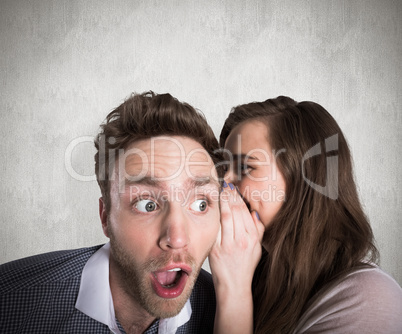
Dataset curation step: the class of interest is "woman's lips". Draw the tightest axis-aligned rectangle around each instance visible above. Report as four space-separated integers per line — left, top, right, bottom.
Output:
151 264 192 299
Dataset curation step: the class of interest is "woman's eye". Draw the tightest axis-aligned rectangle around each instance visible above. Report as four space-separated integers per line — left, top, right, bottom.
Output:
135 199 158 212
190 199 208 212
240 164 252 175
222 163 229 172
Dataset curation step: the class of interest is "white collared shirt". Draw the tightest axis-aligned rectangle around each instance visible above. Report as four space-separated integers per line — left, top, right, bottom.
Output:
75 243 192 334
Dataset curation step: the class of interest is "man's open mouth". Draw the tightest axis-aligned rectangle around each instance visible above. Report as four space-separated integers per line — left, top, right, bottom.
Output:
151 265 191 299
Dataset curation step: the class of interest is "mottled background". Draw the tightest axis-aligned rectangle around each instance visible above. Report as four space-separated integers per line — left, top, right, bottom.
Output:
0 0 401 285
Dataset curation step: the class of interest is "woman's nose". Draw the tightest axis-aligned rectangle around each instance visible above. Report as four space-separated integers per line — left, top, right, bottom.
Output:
224 166 238 187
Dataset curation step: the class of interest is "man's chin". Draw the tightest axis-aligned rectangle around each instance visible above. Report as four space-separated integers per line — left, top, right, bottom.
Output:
147 296 189 319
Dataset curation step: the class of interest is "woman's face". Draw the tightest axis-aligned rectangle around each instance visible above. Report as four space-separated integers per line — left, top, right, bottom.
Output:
224 120 286 228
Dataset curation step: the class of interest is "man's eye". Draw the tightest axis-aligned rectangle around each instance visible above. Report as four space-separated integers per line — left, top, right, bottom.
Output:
190 199 208 212
135 199 158 212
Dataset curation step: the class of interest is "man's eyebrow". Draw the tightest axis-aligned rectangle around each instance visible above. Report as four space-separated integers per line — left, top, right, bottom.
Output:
186 177 220 189
122 176 163 189
121 176 220 189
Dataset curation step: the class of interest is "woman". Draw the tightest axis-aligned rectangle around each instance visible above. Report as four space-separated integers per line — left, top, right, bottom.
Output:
210 96 402 333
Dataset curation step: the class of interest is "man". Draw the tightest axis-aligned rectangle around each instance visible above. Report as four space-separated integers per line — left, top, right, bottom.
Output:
0 92 223 333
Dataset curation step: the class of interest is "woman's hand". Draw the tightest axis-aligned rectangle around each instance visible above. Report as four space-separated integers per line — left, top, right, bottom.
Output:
209 182 264 334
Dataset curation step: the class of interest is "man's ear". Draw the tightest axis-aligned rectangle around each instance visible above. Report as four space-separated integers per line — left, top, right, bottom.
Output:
99 197 109 237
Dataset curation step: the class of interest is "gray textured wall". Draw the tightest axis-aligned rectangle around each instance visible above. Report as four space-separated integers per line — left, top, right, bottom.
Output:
1 0 401 285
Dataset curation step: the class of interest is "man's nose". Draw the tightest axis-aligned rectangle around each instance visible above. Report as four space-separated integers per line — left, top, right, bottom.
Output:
158 206 190 251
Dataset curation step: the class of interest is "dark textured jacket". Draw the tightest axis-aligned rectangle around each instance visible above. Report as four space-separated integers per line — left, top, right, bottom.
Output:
0 245 215 333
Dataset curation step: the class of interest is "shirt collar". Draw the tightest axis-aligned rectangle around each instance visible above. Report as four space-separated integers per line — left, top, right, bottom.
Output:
75 242 192 334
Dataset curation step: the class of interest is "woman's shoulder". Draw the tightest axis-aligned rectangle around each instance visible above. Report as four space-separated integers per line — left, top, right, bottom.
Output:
340 265 402 298
294 265 402 333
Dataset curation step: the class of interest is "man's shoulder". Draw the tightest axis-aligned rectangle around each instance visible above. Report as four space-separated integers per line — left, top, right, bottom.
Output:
194 268 214 289
192 268 215 302
182 269 216 333
0 245 103 295
0 245 113 333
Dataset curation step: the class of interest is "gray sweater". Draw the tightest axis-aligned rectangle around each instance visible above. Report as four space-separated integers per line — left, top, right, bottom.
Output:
293 265 402 333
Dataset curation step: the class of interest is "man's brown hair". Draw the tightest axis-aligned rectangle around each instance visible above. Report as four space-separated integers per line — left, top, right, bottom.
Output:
95 91 222 213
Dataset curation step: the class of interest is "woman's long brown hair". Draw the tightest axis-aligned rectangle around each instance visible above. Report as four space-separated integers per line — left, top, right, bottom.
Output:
220 96 378 333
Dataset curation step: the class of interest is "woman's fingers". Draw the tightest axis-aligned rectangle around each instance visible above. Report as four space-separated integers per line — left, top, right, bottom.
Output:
220 183 263 248
210 182 263 294
229 188 249 240
251 211 265 243
215 222 223 246
219 182 235 244
221 182 250 241
229 184 262 241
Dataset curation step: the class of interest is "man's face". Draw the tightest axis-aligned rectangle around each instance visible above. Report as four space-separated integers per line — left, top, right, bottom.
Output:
101 136 220 319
